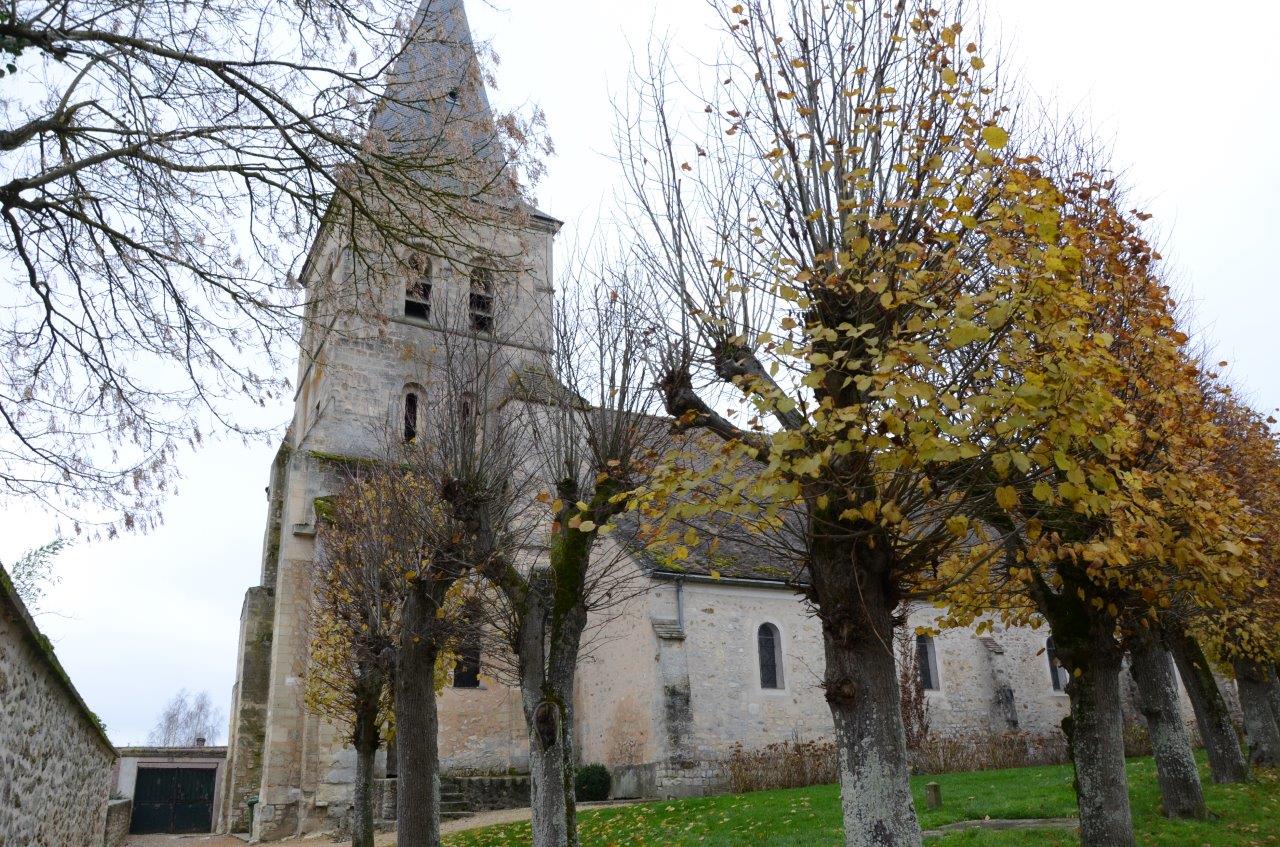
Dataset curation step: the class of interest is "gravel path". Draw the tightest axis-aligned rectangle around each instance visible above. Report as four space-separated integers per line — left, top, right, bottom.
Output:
124 836 247 847
116 804 622 847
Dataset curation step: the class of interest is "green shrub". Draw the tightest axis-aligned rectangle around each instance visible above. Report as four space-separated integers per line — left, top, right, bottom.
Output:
575 763 611 802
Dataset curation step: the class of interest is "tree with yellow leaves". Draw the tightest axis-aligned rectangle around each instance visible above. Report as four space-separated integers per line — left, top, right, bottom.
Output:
1197 391 1280 767
937 165 1265 842
622 3 1130 843
306 467 445 847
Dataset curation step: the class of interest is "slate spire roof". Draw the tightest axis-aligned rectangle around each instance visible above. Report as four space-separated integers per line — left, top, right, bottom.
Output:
370 0 505 180
367 0 558 223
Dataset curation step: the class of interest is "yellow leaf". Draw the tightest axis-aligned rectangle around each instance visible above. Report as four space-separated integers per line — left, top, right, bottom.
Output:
945 515 969 537
995 485 1018 510
941 67 957 86
981 125 1009 150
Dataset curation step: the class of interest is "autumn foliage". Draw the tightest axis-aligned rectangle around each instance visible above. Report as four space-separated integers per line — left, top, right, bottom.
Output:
620 1 1280 846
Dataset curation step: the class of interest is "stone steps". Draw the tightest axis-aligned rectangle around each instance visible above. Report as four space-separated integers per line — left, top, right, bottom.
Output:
370 777 475 823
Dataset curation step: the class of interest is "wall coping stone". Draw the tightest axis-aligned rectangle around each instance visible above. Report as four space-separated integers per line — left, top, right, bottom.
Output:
118 746 228 759
0 562 116 755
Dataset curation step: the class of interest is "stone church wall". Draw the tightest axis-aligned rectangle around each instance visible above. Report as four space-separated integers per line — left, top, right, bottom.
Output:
575 544 660 768
658 579 834 759
437 671 528 773
0 567 115 847
619 579 1086 795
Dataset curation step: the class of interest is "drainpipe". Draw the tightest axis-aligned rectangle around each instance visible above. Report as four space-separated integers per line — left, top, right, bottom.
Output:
675 577 685 631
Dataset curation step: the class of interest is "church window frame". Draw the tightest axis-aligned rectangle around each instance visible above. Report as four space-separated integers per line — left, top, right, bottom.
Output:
1046 636 1070 692
404 253 432 322
468 263 495 333
453 644 481 689
757 622 785 690
402 385 423 442
915 634 941 692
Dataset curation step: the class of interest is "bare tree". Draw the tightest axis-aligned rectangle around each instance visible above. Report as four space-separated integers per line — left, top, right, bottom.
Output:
148 689 223 746
482 262 662 847
388 319 539 847
0 0 548 529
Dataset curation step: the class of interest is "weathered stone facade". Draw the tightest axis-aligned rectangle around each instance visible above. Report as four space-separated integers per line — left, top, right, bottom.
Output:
0 565 116 847
218 1 561 835
104 799 132 847
573 573 1104 798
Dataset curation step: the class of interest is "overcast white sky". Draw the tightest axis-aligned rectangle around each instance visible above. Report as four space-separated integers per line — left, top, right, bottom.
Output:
2 0 1276 746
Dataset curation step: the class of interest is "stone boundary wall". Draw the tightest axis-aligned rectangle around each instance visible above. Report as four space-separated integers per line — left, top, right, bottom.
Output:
105 799 132 847
0 564 116 847
654 760 730 798
449 775 531 811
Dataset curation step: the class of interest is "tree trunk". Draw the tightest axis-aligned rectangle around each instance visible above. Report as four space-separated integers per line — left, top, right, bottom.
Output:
515 561 586 847
526 691 577 847
351 732 378 847
1127 635 1205 819
1168 631 1249 783
1061 642 1136 847
811 539 921 847
1266 665 1280 728
1234 659 1280 767
397 583 443 847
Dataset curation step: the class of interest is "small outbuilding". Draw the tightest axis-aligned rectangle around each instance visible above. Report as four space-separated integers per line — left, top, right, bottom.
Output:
112 742 227 834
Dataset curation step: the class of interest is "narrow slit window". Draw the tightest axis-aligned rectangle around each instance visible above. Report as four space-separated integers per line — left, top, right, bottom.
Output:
403 392 419 442
453 646 481 688
758 623 783 689
916 635 940 692
404 254 431 320
469 265 494 333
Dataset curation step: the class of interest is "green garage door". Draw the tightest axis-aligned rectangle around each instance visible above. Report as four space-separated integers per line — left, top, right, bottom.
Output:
130 767 216 834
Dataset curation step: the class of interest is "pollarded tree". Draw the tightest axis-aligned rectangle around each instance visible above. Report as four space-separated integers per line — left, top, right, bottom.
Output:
483 266 664 847
623 3 1124 844
939 168 1262 841
393 322 541 847
1197 393 1280 767
0 0 547 529
305 467 455 847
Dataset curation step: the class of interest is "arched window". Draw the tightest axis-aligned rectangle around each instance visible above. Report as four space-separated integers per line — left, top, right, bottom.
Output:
453 645 481 689
404 253 431 320
757 623 784 689
403 391 419 442
1046 637 1069 691
916 635 940 692
469 265 494 332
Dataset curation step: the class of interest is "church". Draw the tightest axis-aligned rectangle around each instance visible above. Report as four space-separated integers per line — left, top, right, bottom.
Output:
217 0 1110 839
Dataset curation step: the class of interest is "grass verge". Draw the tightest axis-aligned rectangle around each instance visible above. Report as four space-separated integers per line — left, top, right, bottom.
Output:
441 757 1280 846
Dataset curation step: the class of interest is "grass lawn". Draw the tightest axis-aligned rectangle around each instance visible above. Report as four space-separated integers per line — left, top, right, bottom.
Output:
442 758 1280 846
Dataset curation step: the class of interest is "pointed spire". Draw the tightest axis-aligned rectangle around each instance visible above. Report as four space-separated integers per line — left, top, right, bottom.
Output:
372 0 505 173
